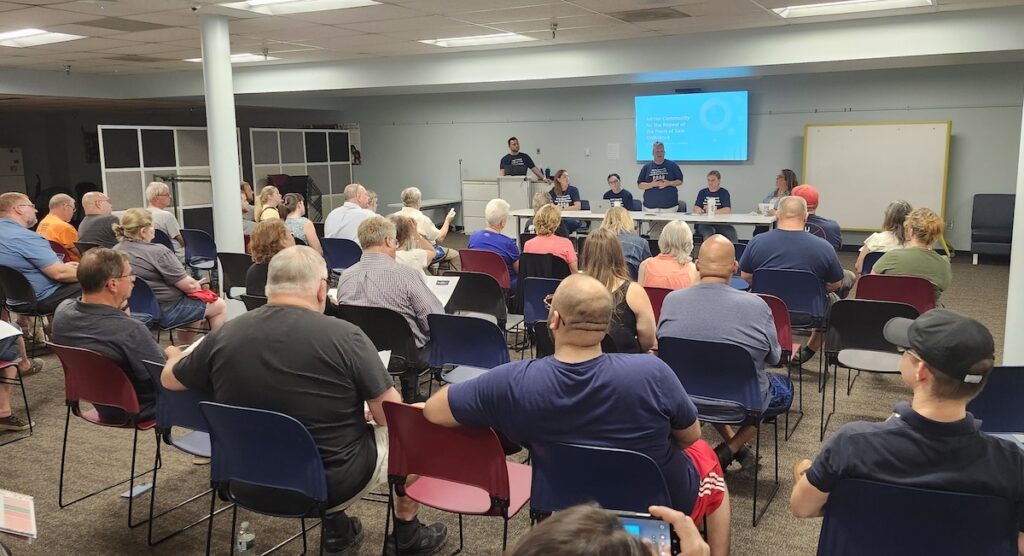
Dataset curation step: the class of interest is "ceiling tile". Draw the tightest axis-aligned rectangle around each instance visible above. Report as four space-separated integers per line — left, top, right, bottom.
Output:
0 2 25 13
391 0 562 14
681 0 774 17
353 14 470 33
283 4 425 24
107 27 200 42
121 11 203 27
43 21 129 37
235 23 360 42
456 3 596 24
381 24 500 41
492 14 620 32
0 6 101 27
305 33 398 50
568 0 707 14
30 36 142 51
96 42 186 55
50 1 192 17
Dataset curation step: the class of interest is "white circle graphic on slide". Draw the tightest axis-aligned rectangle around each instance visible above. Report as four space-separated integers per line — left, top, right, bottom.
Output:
699 98 732 132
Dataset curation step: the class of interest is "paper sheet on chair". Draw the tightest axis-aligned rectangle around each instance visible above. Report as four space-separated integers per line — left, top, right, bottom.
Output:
0 321 20 342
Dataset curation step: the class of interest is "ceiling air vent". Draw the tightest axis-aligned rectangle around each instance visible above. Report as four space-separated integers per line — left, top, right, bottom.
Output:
105 55 166 63
79 17 170 32
608 7 690 23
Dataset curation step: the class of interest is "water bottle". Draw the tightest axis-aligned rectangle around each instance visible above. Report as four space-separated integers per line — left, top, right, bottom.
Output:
706 197 716 217
237 521 256 552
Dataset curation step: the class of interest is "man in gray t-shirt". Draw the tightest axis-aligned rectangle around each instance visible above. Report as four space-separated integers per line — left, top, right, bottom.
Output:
145 182 185 261
658 235 788 471
77 191 119 248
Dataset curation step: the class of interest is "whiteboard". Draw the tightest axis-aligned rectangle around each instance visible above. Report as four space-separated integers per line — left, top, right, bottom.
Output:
802 121 950 231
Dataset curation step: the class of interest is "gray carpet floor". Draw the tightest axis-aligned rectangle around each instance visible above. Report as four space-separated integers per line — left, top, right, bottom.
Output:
0 240 1010 556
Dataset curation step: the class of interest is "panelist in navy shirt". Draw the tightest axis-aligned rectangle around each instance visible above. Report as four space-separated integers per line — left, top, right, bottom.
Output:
637 141 684 237
499 137 549 182
602 173 636 210
693 170 738 243
548 169 583 235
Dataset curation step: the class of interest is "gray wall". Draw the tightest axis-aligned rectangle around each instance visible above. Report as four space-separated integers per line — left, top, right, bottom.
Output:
341 62 1024 249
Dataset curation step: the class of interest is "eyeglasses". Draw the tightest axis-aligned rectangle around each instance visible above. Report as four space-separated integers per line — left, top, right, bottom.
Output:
898 347 921 361
115 273 136 282
15 203 35 210
776 176 786 181
543 294 554 310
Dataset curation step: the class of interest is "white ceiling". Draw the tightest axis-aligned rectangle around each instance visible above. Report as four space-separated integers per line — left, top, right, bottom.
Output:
0 0 1022 75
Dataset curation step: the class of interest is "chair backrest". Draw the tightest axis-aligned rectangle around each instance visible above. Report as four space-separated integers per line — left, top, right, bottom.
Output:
643 287 672 323
428 314 510 369
335 304 418 366
199 401 328 512
861 251 884 275
458 249 512 290
152 229 175 251
733 243 746 276
756 294 794 356
532 321 555 358
293 236 307 246
519 232 537 250
0 266 39 310
238 294 268 312
522 277 562 324
127 277 162 321
217 252 253 299
825 299 919 355
442 271 507 324
48 240 71 262
630 200 642 211
142 359 209 433
805 222 828 239
517 253 571 310
530 442 672 515
74 241 100 255
647 238 660 257
856 274 936 314
972 194 1015 230
751 268 827 328
657 337 762 416
180 229 217 263
968 366 1024 433
383 401 513 511
321 238 362 271
817 479 1018 556
48 342 143 417
312 222 325 238
579 199 590 210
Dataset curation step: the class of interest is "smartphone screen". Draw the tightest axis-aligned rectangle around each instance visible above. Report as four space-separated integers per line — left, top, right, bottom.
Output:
616 512 679 556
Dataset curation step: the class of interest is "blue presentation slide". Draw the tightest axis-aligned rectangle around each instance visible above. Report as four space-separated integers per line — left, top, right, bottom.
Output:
634 91 749 161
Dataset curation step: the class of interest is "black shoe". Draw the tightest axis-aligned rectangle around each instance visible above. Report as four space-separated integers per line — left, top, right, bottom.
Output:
713 442 734 471
793 346 816 365
732 446 762 471
385 518 448 556
323 516 364 555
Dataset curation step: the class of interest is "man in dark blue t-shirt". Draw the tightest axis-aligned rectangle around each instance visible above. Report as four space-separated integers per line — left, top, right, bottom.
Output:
499 136 549 182
693 170 738 243
791 184 842 251
424 274 730 555
637 142 684 238
791 309 1024 550
602 173 636 210
739 196 844 362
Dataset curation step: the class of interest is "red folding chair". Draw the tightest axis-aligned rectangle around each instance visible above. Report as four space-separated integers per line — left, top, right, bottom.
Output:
459 248 512 291
48 240 74 262
382 401 531 553
48 342 157 528
643 286 672 324
757 294 803 440
856 274 936 315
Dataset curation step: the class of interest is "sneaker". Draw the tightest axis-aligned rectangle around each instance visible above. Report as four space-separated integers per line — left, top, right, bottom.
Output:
18 359 43 378
713 442 734 471
732 446 762 471
385 518 448 556
192 455 211 465
323 516 364 555
0 414 31 432
792 346 816 365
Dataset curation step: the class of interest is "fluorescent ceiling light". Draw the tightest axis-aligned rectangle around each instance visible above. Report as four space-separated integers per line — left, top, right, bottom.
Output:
773 0 933 18
0 28 85 48
220 0 379 15
420 32 536 48
185 52 281 63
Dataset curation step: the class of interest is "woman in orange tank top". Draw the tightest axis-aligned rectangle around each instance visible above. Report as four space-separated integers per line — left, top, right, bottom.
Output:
639 220 699 290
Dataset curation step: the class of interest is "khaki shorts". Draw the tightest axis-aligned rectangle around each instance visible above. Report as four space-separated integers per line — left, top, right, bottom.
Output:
328 425 390 513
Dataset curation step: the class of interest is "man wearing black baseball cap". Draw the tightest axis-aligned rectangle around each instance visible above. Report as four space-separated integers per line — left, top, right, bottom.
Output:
790 309 1024 547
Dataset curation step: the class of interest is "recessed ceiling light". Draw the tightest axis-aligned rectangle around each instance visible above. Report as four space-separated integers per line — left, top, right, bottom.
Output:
219 0 379 15
0 28 85 48
420 32 536 48
773 0 933 18
184 52 281 63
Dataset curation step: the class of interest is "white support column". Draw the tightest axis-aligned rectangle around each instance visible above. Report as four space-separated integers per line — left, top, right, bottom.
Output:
199 14 243 254
1003 93 1024 364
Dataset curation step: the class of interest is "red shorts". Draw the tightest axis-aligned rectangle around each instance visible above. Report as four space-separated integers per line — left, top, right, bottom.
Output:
684 440 727 523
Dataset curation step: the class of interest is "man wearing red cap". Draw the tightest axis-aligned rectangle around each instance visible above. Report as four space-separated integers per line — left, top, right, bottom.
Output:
790 309 1024 551
791 184 841 252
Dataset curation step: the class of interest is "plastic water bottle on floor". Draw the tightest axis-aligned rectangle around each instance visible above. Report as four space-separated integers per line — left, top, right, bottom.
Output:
237 521 256 552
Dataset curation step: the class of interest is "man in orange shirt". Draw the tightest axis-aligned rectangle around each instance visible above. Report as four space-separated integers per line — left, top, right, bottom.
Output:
37 193 80 262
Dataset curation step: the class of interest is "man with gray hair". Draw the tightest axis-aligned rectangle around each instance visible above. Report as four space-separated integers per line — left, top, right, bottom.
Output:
145 181 185 261
37 193 81 261
163 245 449 555
324 183 375 243
336 216 444 402
393 186 458 267
467 198 520 287
77 191 119 248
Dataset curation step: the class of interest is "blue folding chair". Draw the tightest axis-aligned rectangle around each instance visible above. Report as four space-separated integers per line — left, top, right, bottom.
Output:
428 314 510 384
321 238 362 274
181 229 217 279
658 337 789 526
141 360 229 546
529 442 672 521
968 366 1024 433
127 279 193 343
733 243 746 276
817 478 1018 556
630 199 642 211
861 251 884 275
152 229 176 252
199 402 327 556
521 277 561 357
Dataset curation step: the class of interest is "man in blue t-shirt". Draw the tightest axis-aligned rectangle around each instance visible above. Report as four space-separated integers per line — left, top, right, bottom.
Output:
739 196 844 363
693 170 738 243
467 199 521 288
637 142 684 238
791 184 842 251
425 274 731 555
792 309 1024 551
499 137 549 182
602 173 636 210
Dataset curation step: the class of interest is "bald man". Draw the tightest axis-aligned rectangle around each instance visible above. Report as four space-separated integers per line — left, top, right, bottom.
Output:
425 274 732 555
324 183 376 243
659 235 790 471
37 193 80 261
78 191 119 248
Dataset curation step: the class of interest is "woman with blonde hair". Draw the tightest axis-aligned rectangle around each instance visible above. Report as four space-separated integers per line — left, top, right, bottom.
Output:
253 185 282 222
113 208 227 343
638 220 699 290
388 214 435 275
872 207 952 302
854 200 912 274
581 228 656 353
280 193 322 255
523 204 577 272
600 207 651 278
245 219 295 296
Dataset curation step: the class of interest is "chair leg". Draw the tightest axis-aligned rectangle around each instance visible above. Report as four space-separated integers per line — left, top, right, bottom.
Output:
383 485 394 556
502 515 509 551
454 514 465 555
784 360 803 441
148 438 227 547
752 422 760 527
206 489 217 556
58 405 72 508
0 366 32 447
229 504 238 556
752 419 780 527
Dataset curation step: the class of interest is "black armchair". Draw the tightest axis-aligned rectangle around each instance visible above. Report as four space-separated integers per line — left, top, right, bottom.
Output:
971 194 1014 264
